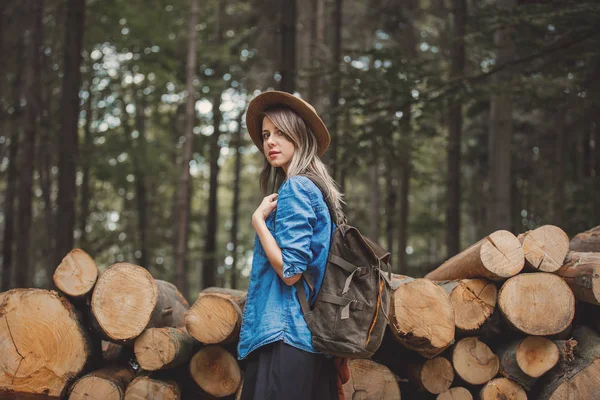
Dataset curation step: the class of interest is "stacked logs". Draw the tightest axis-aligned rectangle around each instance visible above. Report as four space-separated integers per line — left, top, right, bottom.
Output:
1 224 600 399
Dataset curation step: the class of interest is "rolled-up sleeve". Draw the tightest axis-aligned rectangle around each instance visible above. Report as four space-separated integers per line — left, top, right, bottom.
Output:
275 178 316 278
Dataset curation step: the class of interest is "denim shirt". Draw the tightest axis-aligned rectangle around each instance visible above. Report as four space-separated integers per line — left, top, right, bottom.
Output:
237 176 333 360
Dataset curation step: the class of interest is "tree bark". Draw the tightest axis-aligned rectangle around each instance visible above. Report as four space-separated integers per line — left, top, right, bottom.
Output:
0 289 91 397
425 230 524 281
557 251 600 305
175 0 199 297
56 0 85 267
446 0 466 258
569 225 600 252
279 0 296 93
496 336 560 390
498 272 575 336
533 326 600 400
189 346 242 397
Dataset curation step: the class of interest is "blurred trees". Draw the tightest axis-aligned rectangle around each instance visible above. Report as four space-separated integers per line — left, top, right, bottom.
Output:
0 0 599 297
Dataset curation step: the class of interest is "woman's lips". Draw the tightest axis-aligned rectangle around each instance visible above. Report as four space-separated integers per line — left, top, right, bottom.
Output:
269 152 280 158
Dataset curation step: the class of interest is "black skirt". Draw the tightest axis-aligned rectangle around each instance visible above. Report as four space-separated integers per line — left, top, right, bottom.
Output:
240 341 339 400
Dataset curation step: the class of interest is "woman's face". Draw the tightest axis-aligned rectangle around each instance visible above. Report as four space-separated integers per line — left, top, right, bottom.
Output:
262 116 295 172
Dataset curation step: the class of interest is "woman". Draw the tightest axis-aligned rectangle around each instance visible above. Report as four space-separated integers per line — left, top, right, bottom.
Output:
237 91 345 400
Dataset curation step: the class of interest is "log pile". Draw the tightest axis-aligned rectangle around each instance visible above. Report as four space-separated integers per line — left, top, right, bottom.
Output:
1 224 600 399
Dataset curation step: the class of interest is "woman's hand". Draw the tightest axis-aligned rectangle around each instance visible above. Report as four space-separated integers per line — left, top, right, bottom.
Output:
252 193 278 228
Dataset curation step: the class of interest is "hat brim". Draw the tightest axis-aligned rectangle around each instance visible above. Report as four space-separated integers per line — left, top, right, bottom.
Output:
246 91 330 157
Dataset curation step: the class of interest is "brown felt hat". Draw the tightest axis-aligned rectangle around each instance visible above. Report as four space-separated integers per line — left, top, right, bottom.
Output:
246 91 330 156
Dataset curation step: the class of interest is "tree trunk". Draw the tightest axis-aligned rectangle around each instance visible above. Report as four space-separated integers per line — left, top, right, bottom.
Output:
480 378 527 400
569 225 600 252
425 230 524 281
134 327 196 371
15 0 43 288
437 387 472 400
498 272 575 336
533 326 600 400
134 94 149 269
124 376 181 400
342 359 402 400
452 337 499 385
369 160 380 241
557 251 600 305
517 225 570 273
52 248 99 298
91 263 189 342
446 0 466 258
486 0 516 233
230 115 243 289
68 366 134 400
175 0 199 297
496 336 560 390
56 0 85 267
1 31 22 289
0 289 91 398
202 92 222 289
386 164 397 258
78 82 93 251
189 346 242 397
388 277 455 358
279 0 296 93
397 149 411 274
328 0 342 178
436 278 497 335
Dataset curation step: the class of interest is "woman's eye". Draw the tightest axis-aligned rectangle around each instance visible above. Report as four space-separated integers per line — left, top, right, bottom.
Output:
263 133 270 139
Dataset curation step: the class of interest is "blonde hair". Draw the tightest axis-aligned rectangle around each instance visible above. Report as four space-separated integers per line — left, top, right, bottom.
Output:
259 107 346 225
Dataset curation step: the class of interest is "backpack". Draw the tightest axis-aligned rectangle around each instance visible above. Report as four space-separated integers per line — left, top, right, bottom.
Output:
290 179 393 359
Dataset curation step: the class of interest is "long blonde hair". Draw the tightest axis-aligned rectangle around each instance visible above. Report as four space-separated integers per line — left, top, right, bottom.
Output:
259 107 346 225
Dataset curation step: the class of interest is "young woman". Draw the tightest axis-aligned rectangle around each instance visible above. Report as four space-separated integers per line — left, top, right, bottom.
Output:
237 91 345 400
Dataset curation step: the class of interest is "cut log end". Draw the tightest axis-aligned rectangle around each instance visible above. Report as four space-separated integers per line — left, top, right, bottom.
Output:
519 225 570 272
68 367 133 400
498 272 575 336
53 248 99 297
186 294 241 344
558 252 600 305
189 346 241 397
547 357 600 400
420 357 454 394
452 337 499 385
92 263 158 341
437 387 472 400
342 359 401 400
449 279 497 332
480 230 525 279
480 378 527 400
516 336 559 378
389 279 455 358
569 225 600 252
0 289 90 398
124 376 180 400
134 327 195 371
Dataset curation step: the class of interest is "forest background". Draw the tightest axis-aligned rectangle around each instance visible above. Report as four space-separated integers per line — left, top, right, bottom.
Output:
1 0 599 301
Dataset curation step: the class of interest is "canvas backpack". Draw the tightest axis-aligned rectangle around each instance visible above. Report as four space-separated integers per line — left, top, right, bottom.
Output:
286 179 393 359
